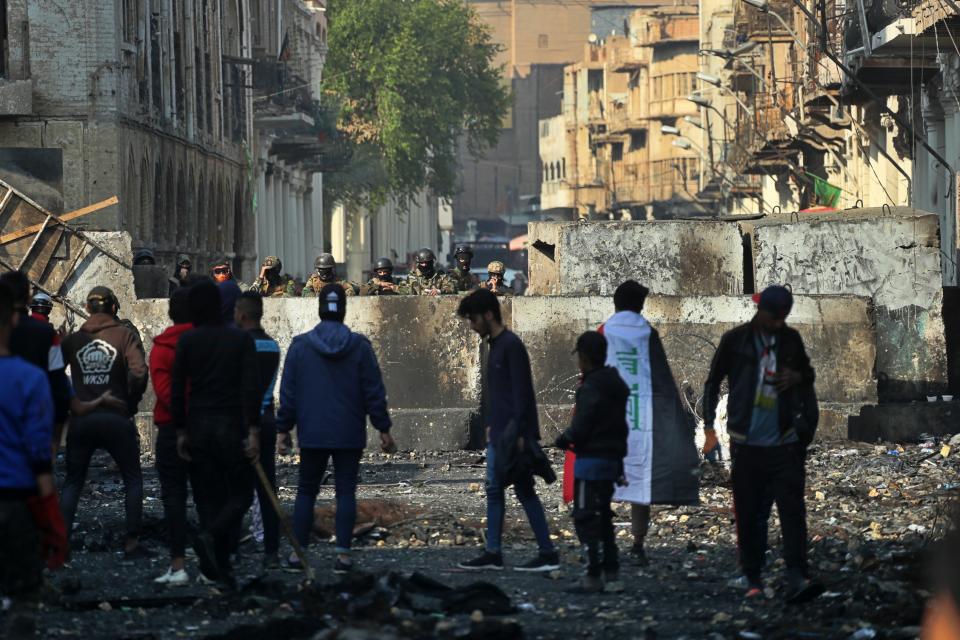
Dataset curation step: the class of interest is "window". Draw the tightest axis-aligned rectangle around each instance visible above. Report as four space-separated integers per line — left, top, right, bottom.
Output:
538 34 549 48
612 143 623 162
562 158 566 179
630 131 646 151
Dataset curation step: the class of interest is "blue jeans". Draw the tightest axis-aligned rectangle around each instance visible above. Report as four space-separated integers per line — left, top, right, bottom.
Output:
485 443 554 554
293 448 363 554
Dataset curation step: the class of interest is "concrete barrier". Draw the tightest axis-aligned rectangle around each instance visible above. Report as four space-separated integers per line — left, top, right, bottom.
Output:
510 295 878 440
118 293 874 451
751 208 947 402
527 220 744 297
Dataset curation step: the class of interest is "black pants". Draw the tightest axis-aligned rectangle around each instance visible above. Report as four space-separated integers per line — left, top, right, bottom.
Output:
155 425 189 559
731 442 808 582
0 500 42 637
572 478 618 577
60 411 143 539
188 415 254 575
253 411 279 555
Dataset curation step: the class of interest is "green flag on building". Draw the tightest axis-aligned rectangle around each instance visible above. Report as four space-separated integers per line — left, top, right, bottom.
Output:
806 172 842 208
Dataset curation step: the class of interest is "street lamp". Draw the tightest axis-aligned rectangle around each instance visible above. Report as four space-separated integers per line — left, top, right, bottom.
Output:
672 139 694 151
661 124 681 136
683 115 703 128
727 41 758 57
687 94 711 108
697 72 722 87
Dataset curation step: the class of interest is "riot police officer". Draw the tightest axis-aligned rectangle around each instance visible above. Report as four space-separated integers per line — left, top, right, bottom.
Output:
302 254 359 296
404 248 456 296
361 258 402 295
481 261 514 296
251 256 296 297
449 245 480 292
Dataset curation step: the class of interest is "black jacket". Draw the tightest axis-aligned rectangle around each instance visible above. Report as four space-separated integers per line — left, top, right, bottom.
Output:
703 321 817 445
560 366 629 460
170 324 260 430
494 418 556 488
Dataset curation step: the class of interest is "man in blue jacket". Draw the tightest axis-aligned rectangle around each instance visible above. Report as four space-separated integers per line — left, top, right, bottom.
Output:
277 284 395 574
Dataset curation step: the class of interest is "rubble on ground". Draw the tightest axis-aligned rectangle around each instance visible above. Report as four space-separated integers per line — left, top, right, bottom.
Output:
27 438 960 638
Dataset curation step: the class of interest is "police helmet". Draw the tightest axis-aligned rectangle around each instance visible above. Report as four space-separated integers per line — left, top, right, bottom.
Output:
374 257 394 271
487 261 506 276
30 292 54 314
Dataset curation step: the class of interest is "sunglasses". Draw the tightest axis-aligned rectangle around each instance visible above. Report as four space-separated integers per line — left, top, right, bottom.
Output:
213 267 230 275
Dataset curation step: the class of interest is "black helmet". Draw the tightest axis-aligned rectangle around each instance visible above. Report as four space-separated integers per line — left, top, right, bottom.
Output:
315 253 336 270
30 292 54 315
374 257 394 271
454 244 473 257
415 248 436 263
133 249 156 266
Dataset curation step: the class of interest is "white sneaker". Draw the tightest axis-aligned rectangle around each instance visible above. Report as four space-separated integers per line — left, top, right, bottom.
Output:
154 568 189 586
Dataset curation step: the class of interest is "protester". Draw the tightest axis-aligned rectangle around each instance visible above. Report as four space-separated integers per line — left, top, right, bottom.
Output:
554 331 629 593
29 292 54 323
149 288 193 586
235 291 282 570
702 284 822 602
277 284 395 574
0 271 71 455
211 257 242 326
456 289 559 572
594 280 699 566
169 254 192 296
0 281 67 638
60 286 149 558
171 279 260 587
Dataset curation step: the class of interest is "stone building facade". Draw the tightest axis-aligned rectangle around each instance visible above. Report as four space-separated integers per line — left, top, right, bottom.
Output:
0 0 258 278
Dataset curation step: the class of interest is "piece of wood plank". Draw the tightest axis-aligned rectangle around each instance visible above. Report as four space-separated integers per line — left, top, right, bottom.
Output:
0 195 118 245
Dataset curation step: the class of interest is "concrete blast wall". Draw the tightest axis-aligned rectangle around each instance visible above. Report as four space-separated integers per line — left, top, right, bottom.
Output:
527 221 745 296
751 209 946 401
511 295 877 441
125 295 875 450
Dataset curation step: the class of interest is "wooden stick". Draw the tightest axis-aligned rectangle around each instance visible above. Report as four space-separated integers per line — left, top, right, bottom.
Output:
0 196 119 245
252 458 315 582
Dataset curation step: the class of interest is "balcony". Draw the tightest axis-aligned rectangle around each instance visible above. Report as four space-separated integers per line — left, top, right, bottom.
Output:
638 14 700 47
253 58 316 130
738 0 796 40
610 45 645 72
607 106 648 133
541 180 576 210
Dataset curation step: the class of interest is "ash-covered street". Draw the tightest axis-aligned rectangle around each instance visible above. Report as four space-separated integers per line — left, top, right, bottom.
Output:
43 441 957 640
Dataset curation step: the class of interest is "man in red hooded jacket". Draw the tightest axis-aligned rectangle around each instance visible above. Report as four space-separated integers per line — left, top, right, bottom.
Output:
149 288 193 585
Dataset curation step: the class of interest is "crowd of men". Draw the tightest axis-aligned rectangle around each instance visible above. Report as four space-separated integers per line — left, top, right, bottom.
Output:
0 256 860 637
133 244 529 300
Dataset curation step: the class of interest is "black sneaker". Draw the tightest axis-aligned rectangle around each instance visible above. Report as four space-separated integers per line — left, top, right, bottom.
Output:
784 574 825 604
191 533 220 582
514 551 560 573
333 558 354 575
458 551 504 571
630 543 649 567
122 544 153 561
261 552 281 572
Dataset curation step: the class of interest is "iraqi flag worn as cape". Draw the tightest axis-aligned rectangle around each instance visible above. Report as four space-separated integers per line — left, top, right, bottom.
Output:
563 311 700 505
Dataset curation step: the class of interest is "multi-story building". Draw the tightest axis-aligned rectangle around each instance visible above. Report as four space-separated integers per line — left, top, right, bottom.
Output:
458 1 660 234
539 4 705 220
0 0 258 277
251 0 329 280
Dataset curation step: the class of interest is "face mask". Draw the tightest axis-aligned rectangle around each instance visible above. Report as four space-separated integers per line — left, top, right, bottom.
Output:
457 257 470 270
213 268 230 283
418 262 435 277
376 270 393 282
317 269 334 282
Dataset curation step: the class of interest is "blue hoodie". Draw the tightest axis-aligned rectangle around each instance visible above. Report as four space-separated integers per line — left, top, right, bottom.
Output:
277 321 391 449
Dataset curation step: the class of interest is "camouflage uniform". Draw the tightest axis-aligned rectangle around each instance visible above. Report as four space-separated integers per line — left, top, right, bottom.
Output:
402 269 457 296
481 260 514 296
302 274 358 296
360 277 403 296
449 266 480 292
251 278 297 297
